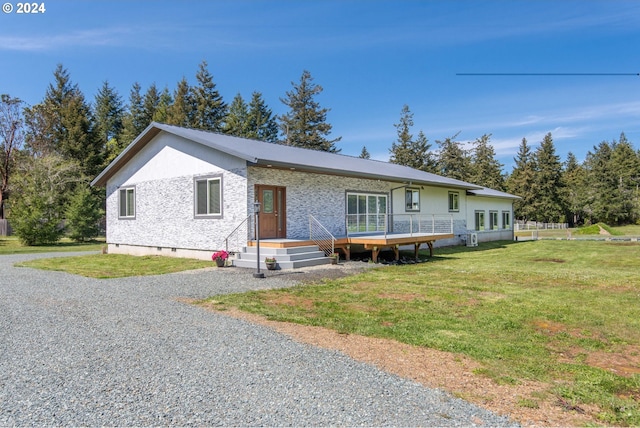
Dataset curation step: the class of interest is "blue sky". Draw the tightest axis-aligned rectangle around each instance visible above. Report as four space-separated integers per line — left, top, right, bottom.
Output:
1 0 639 171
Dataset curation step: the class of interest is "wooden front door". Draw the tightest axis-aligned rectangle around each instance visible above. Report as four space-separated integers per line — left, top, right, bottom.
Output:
256 185 286 239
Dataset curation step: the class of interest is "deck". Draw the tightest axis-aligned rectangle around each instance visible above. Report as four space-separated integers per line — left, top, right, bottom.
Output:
248 232 455 263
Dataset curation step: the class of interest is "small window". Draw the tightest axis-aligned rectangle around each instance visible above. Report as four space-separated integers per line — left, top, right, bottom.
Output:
490 211 498 230
195 176 222 217
405 188 420 211
475 210 485 231
448 192 459 212
502 211 511 229
118 187 135 219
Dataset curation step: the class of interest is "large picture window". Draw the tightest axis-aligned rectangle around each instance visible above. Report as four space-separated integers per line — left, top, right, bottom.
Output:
118 187 135 219
347 192 387 233
195 176 222 217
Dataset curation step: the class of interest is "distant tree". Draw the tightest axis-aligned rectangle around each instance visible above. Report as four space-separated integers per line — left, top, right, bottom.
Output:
469 134 504 190
389 105 414 165
531 132 565 222
0 94 24 219
119 82 146 147
561 152 587 226
246 92 278 142
152 87 173 123
141 83 160 126
583 141 614 224
94 81 124 166
65 184 104 242
191 60 227 131
224 93 249 137
506 138 536 221
359 146 371 159
23 64 101 176
167 77 193 127
436 133 472 181
10 154 80 245
279 70 341 152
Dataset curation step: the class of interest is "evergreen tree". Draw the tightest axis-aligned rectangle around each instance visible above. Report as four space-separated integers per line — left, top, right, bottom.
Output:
389 105 414 165
562 152 587 226
119 82 146 147
279 70 341 152
167 77 193 127
609 133 640 224
246 91 278 142
191 60 227 131
94 81 124 166
142 83 160 126
469 134 504 190
506 138 536 222
152 87 173 123
435 133 472 181
224 93 249 138
583 141 614 224
65 183 104 241
531 132 565 222
359 146 371 159
0 94 24 219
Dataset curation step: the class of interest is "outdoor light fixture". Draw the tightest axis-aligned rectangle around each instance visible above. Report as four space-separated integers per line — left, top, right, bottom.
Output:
253 201 265 278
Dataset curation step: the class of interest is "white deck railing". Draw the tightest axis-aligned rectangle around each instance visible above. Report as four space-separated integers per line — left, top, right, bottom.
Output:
346 213 453 238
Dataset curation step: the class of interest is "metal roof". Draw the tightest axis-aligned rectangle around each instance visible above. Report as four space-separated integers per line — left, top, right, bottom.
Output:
92 122 505 194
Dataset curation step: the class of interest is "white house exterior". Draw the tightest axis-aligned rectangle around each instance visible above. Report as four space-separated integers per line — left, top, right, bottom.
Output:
92 123 519 261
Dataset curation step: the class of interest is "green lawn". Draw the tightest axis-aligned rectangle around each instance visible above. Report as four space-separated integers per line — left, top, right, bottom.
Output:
204 240 640 426
0 236 105 254
15 253 213 278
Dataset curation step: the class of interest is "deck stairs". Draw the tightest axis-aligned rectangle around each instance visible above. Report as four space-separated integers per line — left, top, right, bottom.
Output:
231 244 331 269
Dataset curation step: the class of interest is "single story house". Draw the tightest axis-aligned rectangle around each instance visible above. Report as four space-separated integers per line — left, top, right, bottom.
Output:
92 122 518 265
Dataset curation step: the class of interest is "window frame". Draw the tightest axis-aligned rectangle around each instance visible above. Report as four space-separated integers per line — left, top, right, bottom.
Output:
118 186 136 219
474 210 485 231
502 211 511 229
448 191 460 212
346 191 388 234
405 188 420 212
194 174 223 219
489 211 499 230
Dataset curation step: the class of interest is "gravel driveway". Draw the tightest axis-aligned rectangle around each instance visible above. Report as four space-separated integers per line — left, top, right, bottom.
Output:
0 252 517 426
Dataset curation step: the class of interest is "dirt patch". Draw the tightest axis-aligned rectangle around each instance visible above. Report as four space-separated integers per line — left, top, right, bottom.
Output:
266 295 315 310
377 292 422 301
532 258 566 263
586 346 640 377
199 305 598 427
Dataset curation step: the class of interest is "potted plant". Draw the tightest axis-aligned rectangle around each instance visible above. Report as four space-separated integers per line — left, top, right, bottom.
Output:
212 250 229 267
265 257 277 270
329 252 339 264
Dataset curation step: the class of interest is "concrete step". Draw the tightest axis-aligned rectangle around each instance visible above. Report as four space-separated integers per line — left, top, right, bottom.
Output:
236 250 326 262
232 256 331 270
241 245 322 255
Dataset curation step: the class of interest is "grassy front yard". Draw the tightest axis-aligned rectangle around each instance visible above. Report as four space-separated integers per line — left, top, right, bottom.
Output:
0 236 105 255
204 240 640 426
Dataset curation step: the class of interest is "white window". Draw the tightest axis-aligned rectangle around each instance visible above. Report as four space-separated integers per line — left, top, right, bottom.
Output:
405 188 420 211
490 211 499 230
347 192 387 233
119 187 135 219
195 176 222 217
475 210 485 231
448 192 459 212
502 211 511 229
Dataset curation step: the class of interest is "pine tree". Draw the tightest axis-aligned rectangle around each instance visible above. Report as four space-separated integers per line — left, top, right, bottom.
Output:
506 138 536 222
142 83 160 126
191 61 227 131
119 82 146 147
469 134 504 190
389 105 414 165
562 152 587 226
279 70 341 152
152 87 173 123
65 183 104 241
531 132 565 222
167 77 193 127
224 93 249 138
583 141 615 224
435 134 472 181
607 133 640 224
359 146 371 159
94 81 124 166
246 91 278 142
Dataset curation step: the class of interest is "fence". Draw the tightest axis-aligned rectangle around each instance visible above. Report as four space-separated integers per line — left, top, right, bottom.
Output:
0 220 10 236
514 221 568 231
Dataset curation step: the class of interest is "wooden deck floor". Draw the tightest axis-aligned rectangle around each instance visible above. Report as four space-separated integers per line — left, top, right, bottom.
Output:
248 232 454 262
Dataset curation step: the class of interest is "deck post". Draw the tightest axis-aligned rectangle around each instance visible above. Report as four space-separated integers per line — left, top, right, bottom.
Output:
393 245 399 261
344 245 351 261
414 242 420 260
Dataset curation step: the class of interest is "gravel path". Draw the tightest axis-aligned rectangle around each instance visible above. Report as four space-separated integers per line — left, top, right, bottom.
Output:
0 252 517 426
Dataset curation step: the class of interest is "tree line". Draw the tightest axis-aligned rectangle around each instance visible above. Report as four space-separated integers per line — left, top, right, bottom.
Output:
1 62 639 244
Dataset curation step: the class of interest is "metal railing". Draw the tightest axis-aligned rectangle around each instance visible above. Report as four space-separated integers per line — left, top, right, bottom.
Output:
224 214 252 254
309 214 336 256
346 213 453 238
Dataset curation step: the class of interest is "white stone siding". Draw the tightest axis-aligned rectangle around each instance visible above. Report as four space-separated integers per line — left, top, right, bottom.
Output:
105 131 249 253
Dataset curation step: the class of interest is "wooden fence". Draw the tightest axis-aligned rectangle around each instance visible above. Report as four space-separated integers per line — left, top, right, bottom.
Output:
0 219 10 236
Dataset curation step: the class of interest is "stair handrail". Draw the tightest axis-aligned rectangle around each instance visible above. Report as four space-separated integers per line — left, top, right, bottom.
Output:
224 214 252 254
309 214 336 256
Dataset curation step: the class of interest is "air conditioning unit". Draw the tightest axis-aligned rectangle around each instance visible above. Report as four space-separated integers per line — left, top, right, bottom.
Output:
466 232 478 247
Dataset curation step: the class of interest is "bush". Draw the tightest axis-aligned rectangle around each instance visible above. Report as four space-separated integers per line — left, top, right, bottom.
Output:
9 192 65 245
65 185 104 242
